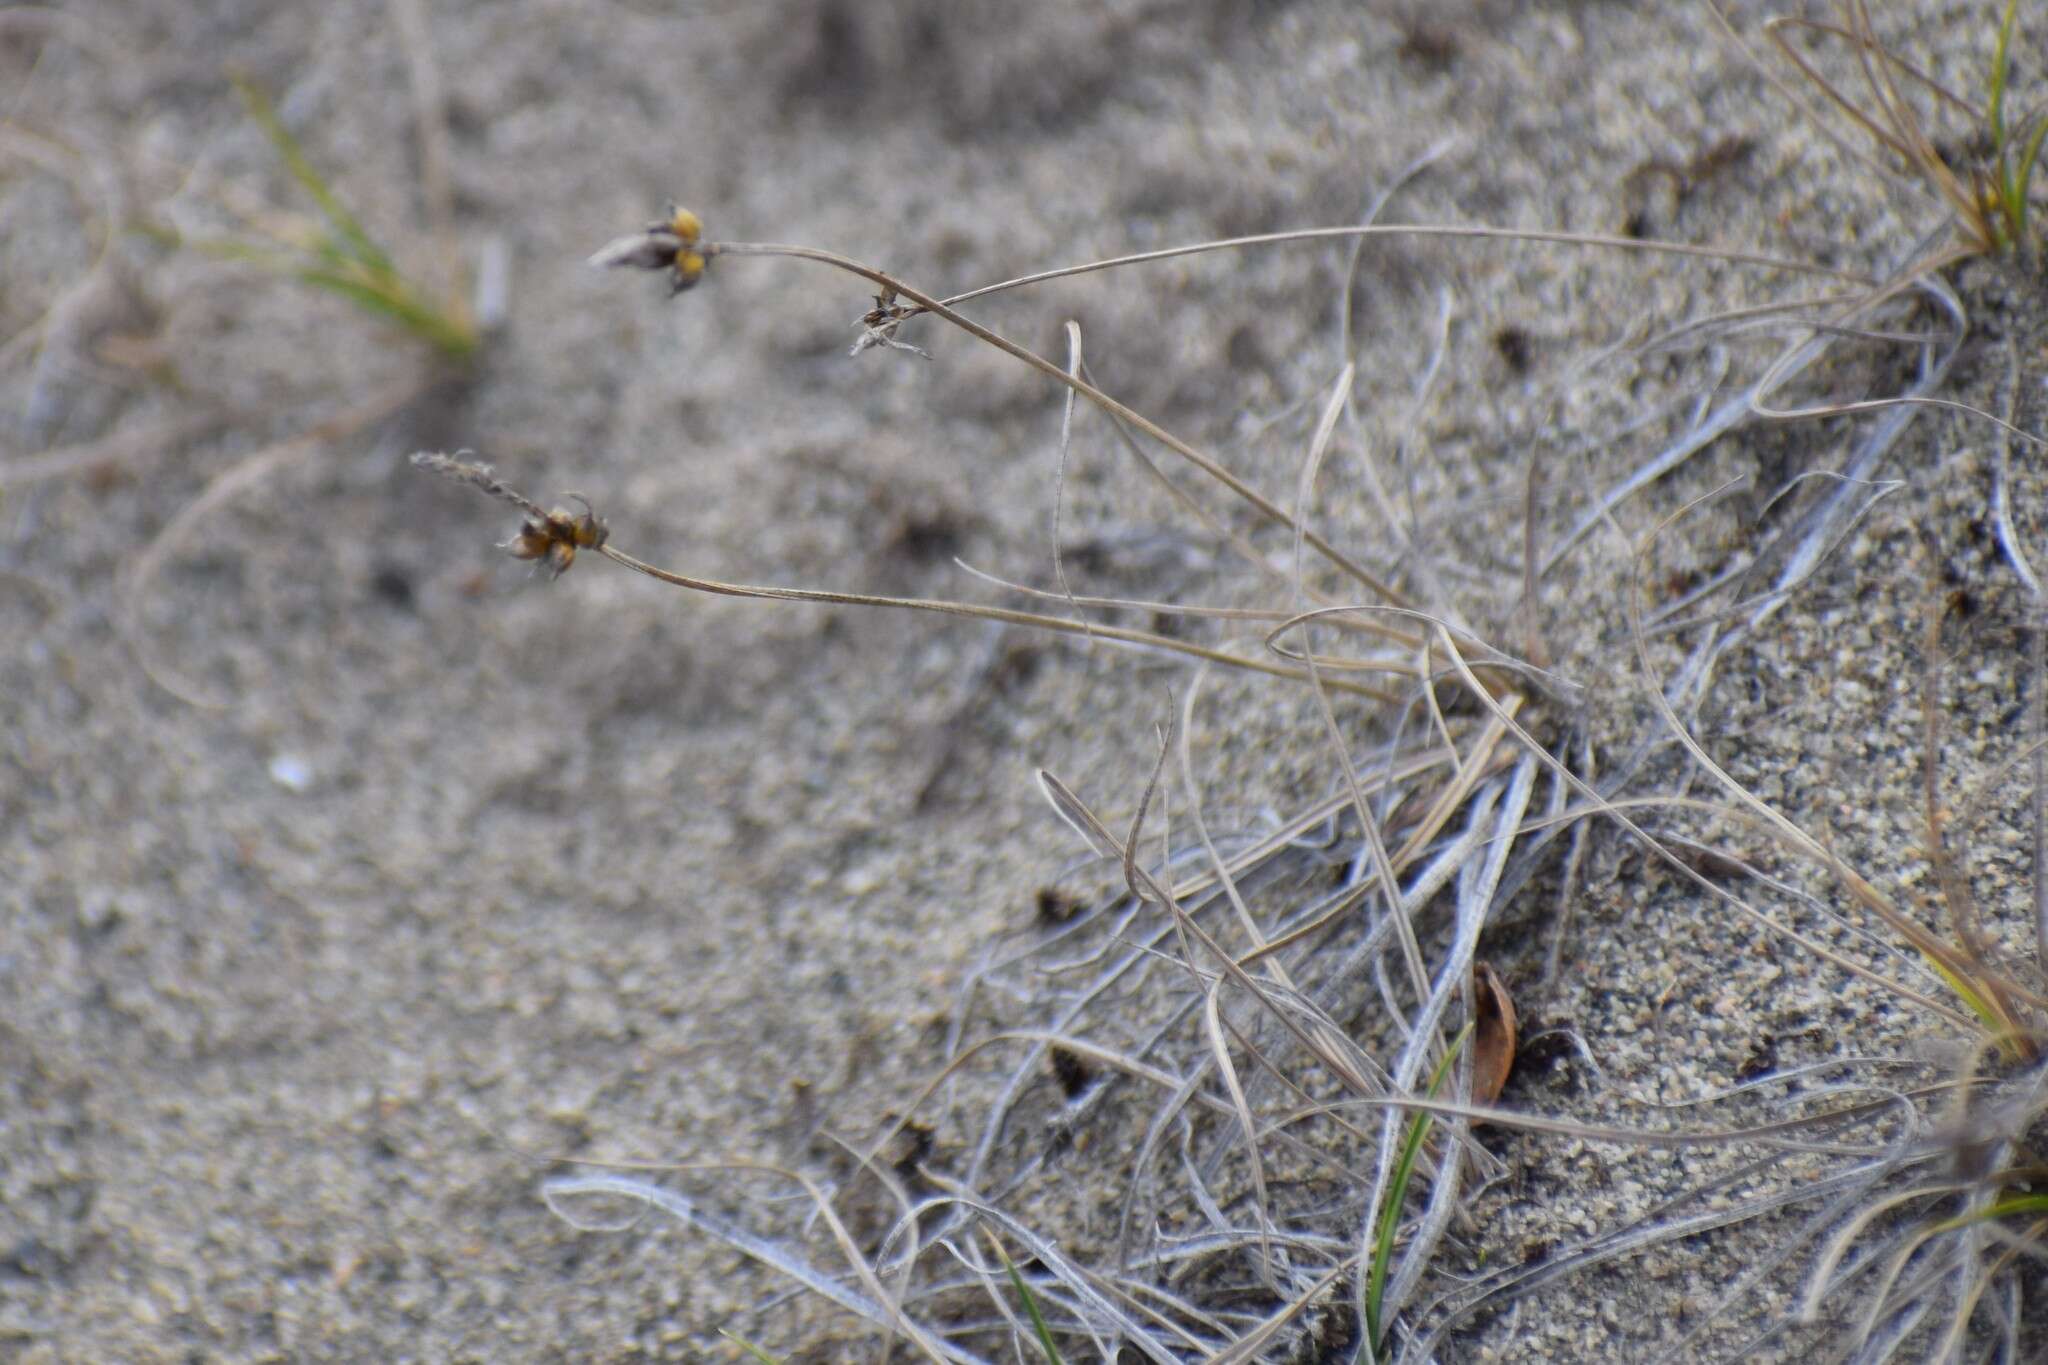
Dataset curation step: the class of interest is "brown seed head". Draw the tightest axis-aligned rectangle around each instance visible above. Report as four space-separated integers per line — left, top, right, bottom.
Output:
501 496 608 580
587 205 711 295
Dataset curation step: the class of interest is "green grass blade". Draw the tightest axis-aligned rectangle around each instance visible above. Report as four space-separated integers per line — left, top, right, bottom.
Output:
231 74 395 276
293 267 478 357
153 223 476 357
164 231 307 276
2010 112 2048 244
1929 1192 2048 1234
305 230 394 280
716 1328 784 1363
1366 1022 1473 1360
1919 952 2021 1053
996 1243 1064 1364
1991 0 2019 150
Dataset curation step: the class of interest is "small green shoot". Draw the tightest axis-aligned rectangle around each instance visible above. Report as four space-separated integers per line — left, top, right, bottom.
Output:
144 76 478 360
990 1235 1064 1364
716 1328 785 1364
1929 1191 2048 1234
1983 0 2048 252
1922 950 2026 1056
1366 1022 1472 1360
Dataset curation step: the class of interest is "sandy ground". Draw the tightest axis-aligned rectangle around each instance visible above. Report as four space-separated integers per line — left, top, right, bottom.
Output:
5 0 2046 1360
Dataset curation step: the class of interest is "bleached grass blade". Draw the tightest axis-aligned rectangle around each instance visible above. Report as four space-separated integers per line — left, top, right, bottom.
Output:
540 1170 976 1365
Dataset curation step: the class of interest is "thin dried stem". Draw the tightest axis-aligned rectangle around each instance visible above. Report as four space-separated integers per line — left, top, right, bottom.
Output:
706 239 1414 610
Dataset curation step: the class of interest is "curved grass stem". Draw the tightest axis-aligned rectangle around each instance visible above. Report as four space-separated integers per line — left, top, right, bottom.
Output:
596 542 1405 700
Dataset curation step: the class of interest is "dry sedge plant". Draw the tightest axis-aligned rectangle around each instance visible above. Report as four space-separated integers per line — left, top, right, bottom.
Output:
406 122 2044 1358
411 16 2048 1361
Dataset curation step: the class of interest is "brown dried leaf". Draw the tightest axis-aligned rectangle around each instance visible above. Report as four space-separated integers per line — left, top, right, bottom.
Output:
1472 961 1518 1106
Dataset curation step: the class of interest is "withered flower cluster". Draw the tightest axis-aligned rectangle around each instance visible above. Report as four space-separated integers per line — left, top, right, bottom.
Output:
586 204 709 295
410 451 608 578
